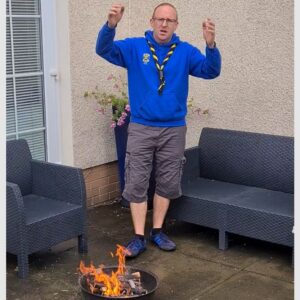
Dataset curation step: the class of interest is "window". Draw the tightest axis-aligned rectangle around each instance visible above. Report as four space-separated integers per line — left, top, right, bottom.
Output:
6 0 46 160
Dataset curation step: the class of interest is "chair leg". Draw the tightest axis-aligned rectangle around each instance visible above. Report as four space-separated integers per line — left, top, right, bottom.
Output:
219 230 228 250
17 253 29 279
78 234 88 253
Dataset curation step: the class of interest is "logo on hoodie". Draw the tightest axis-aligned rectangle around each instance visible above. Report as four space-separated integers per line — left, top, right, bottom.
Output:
142 53 150 64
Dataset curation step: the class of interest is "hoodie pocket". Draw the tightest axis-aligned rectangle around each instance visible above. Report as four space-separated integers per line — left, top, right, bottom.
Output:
139 91 185 122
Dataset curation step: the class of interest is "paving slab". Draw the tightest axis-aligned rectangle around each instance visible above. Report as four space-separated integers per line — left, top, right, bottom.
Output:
6 203 293 300
193 271 294 300
133 252 238 300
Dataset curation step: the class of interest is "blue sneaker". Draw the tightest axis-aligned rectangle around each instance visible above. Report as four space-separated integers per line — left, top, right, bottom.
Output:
150 230 176 251
124 237 146 258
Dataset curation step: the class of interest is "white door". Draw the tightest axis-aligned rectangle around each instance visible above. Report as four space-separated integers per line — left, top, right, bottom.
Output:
6 0 61 163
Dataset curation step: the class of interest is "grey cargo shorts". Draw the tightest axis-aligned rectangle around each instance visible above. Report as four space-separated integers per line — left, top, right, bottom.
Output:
122 122 187 203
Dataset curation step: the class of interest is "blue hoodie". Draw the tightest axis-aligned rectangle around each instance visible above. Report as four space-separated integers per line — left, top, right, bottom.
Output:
96 23 221 127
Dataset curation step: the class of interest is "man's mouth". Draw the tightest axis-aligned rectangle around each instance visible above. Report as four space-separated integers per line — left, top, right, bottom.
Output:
159 29 168 35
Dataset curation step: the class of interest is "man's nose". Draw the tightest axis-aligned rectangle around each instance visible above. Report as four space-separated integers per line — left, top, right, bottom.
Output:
162 19 168 26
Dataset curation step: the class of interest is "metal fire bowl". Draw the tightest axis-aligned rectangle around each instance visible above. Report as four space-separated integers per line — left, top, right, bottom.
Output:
79 266 159 300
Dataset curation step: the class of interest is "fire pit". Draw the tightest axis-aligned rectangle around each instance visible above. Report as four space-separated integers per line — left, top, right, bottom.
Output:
79 266 158 300
78 245 159 299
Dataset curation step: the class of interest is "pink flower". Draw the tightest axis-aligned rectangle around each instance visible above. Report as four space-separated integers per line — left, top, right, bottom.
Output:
117 117 125 126
110 122 116 128
125 104 130 112
121 112 127 118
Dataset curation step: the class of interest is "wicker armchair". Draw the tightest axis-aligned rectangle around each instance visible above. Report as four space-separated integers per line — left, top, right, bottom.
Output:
6 139 88 278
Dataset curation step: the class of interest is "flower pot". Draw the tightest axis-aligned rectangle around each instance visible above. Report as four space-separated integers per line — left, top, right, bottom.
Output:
114 114 154 209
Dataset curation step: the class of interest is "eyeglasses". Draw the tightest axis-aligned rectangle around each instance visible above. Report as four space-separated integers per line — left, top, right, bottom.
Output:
152 18 177 25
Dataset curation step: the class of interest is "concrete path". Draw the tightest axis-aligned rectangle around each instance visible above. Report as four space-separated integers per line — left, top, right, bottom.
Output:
7 203 294 299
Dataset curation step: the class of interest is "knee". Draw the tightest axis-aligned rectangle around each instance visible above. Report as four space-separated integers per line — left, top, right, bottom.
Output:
123 181 149 203
156 157 186 199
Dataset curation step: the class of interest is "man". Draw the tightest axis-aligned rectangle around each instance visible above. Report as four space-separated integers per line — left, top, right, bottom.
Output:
96 2 221 258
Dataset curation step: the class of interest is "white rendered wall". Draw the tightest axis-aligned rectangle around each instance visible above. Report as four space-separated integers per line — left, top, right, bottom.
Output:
68 0 293 168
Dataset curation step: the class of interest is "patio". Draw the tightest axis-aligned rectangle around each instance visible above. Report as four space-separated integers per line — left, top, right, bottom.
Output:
6 201 293 299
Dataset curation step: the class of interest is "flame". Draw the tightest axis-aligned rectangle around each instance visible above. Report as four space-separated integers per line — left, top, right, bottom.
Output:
79 244 127 296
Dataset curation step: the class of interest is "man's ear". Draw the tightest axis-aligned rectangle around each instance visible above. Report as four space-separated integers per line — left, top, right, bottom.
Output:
150 18 154 29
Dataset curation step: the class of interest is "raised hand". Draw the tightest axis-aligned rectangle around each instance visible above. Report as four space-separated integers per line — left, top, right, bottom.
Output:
108 4 125 28
202 18 216 48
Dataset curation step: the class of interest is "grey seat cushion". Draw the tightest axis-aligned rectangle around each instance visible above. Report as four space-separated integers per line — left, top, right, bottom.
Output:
182 178 293 217
23 194 81 225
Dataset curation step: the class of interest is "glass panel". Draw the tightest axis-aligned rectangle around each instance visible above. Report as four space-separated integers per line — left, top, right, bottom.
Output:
19 130 46 160
13 17 42 74
6 18 13 75
6 0 46 161
6 77 16 135
16 75 45 132
11 0 40 15
6 135 17 141
6 0 10 15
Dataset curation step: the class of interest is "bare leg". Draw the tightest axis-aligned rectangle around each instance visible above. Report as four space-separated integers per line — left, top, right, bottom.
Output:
153 193 170 228
130 201 148 235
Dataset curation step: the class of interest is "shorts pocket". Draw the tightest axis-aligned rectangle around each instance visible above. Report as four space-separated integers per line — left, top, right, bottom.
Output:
124 153 131 184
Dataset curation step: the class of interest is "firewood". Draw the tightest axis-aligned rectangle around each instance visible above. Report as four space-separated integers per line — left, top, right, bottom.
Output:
131 271 141 279
81 268 148 297
128 279 136 289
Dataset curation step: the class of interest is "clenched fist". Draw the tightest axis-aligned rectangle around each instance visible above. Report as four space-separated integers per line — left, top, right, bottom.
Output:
107 4 125 28
202 18 216 48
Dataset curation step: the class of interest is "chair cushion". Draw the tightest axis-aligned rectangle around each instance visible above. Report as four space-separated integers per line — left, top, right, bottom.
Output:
23 194 81 225
182 178 293 217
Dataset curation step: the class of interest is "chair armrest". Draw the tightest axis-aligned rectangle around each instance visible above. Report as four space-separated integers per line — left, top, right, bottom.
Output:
31 160 86 206
6 182 27 235
182 146 200 184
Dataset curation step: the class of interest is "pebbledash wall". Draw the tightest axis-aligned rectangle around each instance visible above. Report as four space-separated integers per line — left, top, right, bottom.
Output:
56 0 293 208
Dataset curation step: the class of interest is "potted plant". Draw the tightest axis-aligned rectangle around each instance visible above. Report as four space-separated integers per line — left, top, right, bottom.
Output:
84 74 130 127
84 74 155 208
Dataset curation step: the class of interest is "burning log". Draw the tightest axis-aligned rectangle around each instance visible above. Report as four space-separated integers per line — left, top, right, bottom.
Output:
128 279 147 295
79 245 150 297
131 271 141 279
82 271 148 296
128 279 136 289
117 272 141 283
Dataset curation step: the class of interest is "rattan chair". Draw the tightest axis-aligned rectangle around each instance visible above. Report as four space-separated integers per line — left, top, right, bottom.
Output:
6 139 88 278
